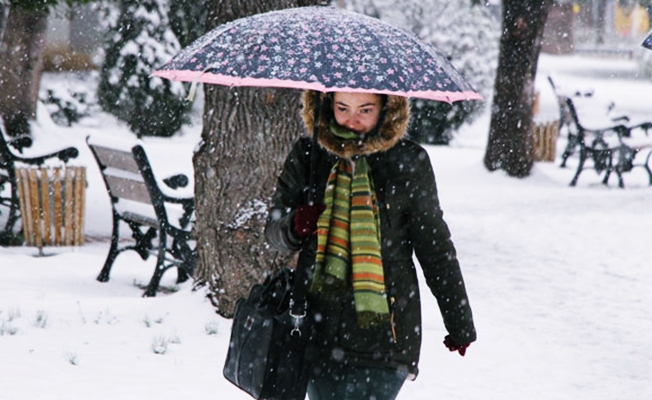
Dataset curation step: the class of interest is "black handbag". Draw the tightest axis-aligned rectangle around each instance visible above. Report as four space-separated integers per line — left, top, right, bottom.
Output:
223 249 315 400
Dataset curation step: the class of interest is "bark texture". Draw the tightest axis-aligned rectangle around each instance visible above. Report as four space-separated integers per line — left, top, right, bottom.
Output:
0 6 48 136
0 4 8 43
195 0 327 317
484 0 553 177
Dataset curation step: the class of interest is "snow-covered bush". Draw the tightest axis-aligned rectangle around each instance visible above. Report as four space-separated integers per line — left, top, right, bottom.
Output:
341 0 500 144
168 0 207 47
39 84 94 127
97 0 190 138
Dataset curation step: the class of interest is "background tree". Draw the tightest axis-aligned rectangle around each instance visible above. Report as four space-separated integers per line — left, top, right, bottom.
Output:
0 0 99 137
194 0 327 318
484 0 554 177
0 0 56 136
596 0 608 44
343 0 500 144
0 2 8 42
168 0 207 48
97 0 190 137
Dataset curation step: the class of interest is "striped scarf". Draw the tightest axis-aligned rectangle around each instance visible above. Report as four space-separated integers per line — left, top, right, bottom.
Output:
311 154 389 328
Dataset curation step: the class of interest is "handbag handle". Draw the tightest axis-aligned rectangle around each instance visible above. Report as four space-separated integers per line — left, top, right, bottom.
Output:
306 93 321 206
288 92 321 333
260 266 293 313
289 235 315 320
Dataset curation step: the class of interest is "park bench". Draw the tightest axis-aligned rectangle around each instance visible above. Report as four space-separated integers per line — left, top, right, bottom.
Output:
547 76 630 168
86 137 196 297
0 118 79 244
563 97 652 188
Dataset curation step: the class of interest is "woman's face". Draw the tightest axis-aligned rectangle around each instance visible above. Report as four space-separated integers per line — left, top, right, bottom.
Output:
333 92 382 135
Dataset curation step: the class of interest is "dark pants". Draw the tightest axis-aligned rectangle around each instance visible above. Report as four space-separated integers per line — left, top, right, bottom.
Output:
307 362 407 400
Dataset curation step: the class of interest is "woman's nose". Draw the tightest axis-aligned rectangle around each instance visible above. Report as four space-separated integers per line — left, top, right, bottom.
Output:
343 116 360 129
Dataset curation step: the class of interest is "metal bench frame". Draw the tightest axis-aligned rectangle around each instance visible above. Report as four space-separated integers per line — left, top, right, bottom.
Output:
563 97 652 188
547 76 630 169
86 138 195 296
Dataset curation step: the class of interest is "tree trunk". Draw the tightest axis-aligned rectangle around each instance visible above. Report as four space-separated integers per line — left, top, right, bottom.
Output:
542 2 574 55
0 4 9 43
195 0 326 318
0 6 48 136
596 0 607 45
484 0 553 177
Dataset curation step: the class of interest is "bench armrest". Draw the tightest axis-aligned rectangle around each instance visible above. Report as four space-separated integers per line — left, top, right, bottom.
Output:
633 122 652 135
163 174 189 189
606 122 652 141
10 146 79 165
582 124 629 144
160 194 194 230
162 195 194 207
610 115 630 124
7 135 33 153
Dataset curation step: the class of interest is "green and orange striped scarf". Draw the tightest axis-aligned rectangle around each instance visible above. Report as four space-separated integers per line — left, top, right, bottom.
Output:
311 144 390 328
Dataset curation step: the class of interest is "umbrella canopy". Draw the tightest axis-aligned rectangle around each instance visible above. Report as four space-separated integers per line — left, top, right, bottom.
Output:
152 6 481 103
643 30 652 50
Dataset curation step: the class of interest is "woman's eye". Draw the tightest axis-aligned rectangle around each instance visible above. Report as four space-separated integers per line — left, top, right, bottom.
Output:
337 107 348 113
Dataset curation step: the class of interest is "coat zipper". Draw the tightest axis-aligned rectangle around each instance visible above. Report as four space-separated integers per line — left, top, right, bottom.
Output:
390 296 397 343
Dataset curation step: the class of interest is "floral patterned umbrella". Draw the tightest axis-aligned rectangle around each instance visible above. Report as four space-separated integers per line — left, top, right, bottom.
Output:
152 6 481 103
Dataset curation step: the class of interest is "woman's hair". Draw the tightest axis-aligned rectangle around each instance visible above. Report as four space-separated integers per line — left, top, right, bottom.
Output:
321 92 336 123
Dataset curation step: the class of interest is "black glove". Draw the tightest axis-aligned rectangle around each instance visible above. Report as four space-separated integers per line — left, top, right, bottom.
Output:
443 335 470 357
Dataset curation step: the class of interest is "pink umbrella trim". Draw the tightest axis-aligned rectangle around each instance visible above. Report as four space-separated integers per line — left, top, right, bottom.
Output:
151 69 482 103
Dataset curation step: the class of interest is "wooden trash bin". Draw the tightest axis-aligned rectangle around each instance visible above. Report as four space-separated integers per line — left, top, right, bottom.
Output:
532 120 560 162
15 166 86 248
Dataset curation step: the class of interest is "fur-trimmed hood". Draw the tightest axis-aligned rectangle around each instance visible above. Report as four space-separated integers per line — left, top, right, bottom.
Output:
301 91 410 159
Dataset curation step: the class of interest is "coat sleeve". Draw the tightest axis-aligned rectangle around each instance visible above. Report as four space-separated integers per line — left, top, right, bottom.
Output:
265 138 311 252
407 146 477 345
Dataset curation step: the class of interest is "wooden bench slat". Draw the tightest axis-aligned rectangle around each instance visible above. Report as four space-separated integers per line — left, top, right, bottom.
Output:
92 145 141 174
102 166 143 182
105 175 152 205
120 210 159 228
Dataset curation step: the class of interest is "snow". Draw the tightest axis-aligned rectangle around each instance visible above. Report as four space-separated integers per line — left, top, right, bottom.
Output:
1 53 651 400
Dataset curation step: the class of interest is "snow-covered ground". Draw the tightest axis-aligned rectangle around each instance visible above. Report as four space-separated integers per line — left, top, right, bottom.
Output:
1 53 651 400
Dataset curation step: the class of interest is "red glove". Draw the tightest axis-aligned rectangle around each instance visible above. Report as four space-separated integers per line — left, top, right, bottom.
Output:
293 204 326 238
444 335 470 357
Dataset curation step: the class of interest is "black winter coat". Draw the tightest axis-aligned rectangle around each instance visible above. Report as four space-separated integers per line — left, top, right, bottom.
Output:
265 133 476 377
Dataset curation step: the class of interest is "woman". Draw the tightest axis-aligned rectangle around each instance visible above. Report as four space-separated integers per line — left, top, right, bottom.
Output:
265 90 476 400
